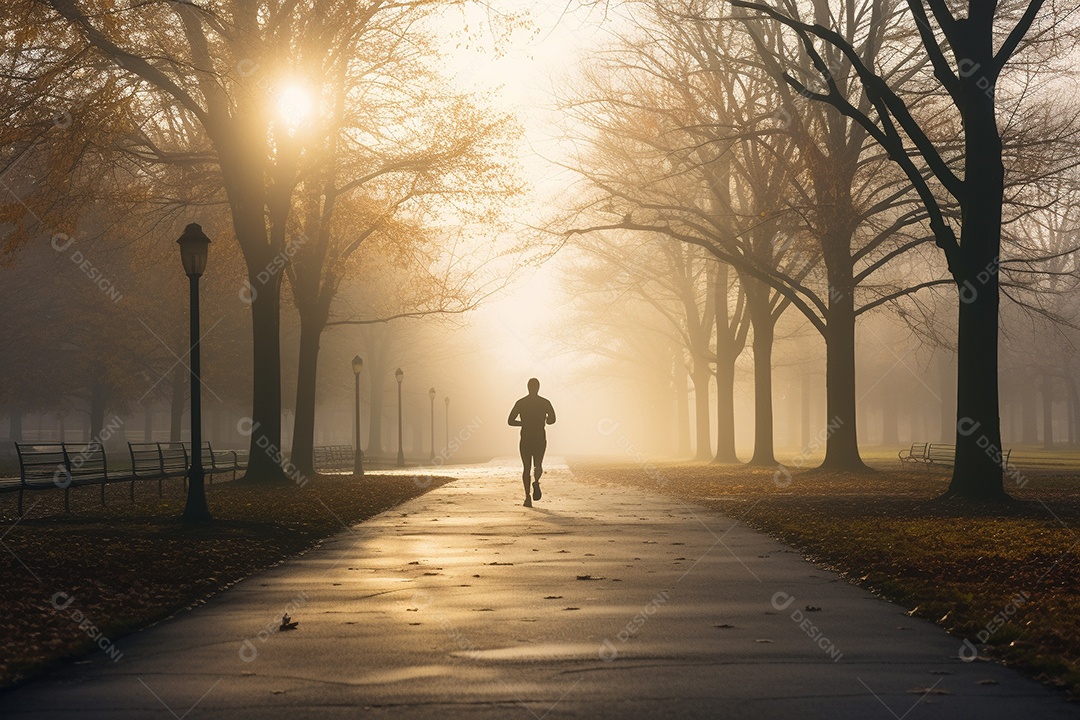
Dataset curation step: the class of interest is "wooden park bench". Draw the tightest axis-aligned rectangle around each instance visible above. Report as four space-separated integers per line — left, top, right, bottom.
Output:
201 445 245 482
898 442 1012 472
9 440 249 516
129 441 247 497
181 441 245 483
128 442 191 497
898 443 929 465
14 442 113 515
314 444 354 470
925 443 956 467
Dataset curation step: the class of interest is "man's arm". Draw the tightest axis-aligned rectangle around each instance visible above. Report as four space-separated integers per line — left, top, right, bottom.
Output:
545 400 556 425
508 400 522 426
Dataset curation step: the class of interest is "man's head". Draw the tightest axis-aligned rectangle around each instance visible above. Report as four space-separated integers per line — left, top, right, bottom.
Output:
527 378 540 395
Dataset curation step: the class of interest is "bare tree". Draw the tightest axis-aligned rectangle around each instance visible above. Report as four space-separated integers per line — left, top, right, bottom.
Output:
733 0 1079 498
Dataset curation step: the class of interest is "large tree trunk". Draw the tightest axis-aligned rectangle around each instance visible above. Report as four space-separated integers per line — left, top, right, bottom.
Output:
241 273 289 483
714 351 739 463
691 361 712 461
745 282 776 466
290 319 322 478
674 359 692 457
946 52 1006 500
1041 374 1055 450
819 285 867 469
938 352 956 442
218 125 290 485
713 262 740 463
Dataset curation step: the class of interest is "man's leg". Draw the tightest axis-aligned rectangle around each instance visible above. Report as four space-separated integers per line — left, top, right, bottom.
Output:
519 437 532 504
534 438 547 481
530 438 546 501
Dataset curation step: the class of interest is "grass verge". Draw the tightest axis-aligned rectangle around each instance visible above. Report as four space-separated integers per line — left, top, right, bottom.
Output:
570 459 1080 699
0 472 451 689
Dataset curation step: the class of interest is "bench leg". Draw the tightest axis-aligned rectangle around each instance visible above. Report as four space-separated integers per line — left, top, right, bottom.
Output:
18 486 23 517
101 481 106 507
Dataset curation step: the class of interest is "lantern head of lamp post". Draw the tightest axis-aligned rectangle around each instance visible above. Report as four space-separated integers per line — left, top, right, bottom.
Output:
395 367 404 384
429 387 436 400
352 355 363 376
177 223 211 278
178 222 211 523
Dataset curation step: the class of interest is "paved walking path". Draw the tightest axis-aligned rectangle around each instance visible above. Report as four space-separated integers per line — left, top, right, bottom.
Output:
1 460 1074 719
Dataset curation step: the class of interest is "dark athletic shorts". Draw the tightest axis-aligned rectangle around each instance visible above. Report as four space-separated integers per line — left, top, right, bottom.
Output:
519 435 547 471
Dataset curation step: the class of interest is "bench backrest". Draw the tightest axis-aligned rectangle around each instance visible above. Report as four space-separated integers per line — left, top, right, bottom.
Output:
315 445 353 468
16 443 69 485
160 444 190 474
927 444 955 462
16 442 107 485
177 441 214 469
129 442 164 476
67 444 108 481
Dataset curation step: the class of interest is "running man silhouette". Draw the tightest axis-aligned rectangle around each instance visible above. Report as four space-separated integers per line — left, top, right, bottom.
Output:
507 378 556 507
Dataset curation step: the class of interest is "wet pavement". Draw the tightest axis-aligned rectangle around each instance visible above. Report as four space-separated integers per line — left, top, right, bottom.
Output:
1 459 1074 719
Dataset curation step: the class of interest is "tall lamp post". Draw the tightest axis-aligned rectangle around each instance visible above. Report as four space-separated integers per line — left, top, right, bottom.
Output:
352 355 364 477
428 388 436 461
178 223 212 523
444 396 450 455
395 367 405 466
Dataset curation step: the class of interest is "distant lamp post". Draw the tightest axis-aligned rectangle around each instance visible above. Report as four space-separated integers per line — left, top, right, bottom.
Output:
177 223 211 523
428 388 436 462
352 355 364 477
395 367 405 467
444 396 450 456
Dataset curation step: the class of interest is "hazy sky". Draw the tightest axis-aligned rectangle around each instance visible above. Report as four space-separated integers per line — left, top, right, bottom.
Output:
433 2 632 457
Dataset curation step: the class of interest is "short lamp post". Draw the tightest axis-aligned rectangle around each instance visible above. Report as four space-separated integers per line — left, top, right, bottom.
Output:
178 223 212 523
444 396 450 455
352 355 364 477
395 367 405 467
428 387 436 461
